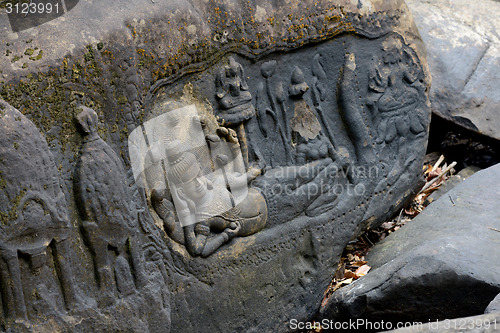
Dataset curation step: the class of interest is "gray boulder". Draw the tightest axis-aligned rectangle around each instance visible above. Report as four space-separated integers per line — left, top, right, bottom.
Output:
319 163 500 325
485 293 500 314
424 166 481 205
407 0 500 140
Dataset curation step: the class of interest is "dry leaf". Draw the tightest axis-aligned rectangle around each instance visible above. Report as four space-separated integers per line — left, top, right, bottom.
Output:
335 278 354 289
381 222 394 230
350 260 367 267
346 253 359 262
335 260 346 280
427 167 442 180
355 264 371 277
423 164 433 174
343 271 357 279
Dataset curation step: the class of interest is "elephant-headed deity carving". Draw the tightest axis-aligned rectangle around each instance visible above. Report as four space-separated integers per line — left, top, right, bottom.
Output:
136 107 267 257
160 139 267 257
0 99 83 322
147 128 267 257
74 106 146 307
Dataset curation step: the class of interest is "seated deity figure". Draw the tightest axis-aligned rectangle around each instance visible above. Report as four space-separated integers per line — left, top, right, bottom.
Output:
153 139 267 257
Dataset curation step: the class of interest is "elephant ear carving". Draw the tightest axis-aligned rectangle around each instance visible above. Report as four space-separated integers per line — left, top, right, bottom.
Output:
0 98 82 320
0 98 69 230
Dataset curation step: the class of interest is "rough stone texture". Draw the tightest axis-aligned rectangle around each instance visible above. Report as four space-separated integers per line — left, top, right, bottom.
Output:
388 312 500 333
319 163 500 325
0 99 171 332
424 165 481 205
407 0 500 140
0 0 430 332
484 293 500 314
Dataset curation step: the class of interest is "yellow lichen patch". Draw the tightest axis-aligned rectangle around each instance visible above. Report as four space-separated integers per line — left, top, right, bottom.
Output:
0 189 26 225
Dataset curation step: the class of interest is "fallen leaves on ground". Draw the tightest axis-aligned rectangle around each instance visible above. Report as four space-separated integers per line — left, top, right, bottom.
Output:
319 154 456 317
320 249 372 308
405 156 456 217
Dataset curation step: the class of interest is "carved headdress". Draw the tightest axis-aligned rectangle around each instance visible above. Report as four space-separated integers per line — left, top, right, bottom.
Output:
165 140 200 185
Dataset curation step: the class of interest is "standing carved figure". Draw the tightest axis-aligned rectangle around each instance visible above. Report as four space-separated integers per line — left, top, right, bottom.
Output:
74 107 146 306
215 56 256 167
0 99 81 322
365 34 428 184
289 66 322 141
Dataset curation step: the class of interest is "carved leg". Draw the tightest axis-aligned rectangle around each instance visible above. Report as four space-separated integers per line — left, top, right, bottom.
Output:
235 123 249 169
114 254 135 296
90 239 116 307
127 236 147 289
52 239 80 310
4 251 27 319
387 137 406 186
0 254 15 319
201 233 229 258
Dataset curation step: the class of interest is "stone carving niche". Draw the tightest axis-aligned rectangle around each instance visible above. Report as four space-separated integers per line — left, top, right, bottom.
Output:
132 33 429 333
0 0 430 331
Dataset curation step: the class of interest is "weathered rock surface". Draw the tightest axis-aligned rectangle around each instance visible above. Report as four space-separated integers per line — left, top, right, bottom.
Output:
407 0 500 140
319 163 500 326
0 99 171 332
424 165 481 205
0 0 430 331
484 293 500 314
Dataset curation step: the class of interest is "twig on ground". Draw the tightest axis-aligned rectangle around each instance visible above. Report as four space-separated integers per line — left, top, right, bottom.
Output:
431 155 445 172
397 208 404 224
448 194 455 206
420 161 457 193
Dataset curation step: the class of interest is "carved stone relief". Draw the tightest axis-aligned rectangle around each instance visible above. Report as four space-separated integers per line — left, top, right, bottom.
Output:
137 31 429 332
0 99 83 324
120 30 430 332
73 106 148 306
0 0 430 331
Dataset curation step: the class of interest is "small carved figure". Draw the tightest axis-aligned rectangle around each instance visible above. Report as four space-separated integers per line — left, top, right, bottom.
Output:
362 34 429 187
288 66 310 98
368 35 427 144
74 106 146 306
296 133 333 165
0 99 82 321
215 56 256 167
289 66 322 141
